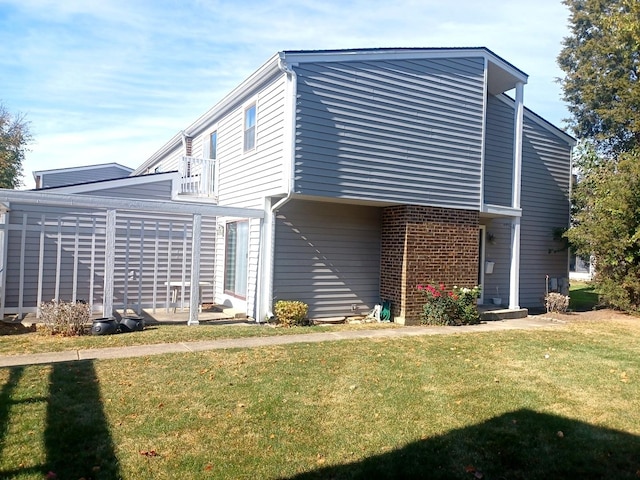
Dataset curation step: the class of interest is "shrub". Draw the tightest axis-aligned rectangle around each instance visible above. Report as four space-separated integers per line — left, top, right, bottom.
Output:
274 300 309 327
545 292 570 313
419 283 481 326
39 300 91 336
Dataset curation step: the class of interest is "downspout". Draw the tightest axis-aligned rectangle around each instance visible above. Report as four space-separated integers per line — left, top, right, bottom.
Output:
273 53 297 212
257 54 297 322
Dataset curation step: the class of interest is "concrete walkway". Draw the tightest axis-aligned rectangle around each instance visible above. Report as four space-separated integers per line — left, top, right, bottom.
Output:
0 316 562 368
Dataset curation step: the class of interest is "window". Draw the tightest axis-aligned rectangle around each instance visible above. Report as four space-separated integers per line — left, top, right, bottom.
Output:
209 131 217 160
243 104 256 152
224 221 248 298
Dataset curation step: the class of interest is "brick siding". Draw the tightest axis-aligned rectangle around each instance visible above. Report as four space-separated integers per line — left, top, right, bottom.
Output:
380 205 479 324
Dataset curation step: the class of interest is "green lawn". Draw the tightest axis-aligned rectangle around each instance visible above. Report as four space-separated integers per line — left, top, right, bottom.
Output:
0 315 639 479
569 281 600 311
0 321 400 356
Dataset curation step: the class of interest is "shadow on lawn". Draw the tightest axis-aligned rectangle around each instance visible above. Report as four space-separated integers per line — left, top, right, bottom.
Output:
44 361 121 479
284 409 640 480
0 361 120 478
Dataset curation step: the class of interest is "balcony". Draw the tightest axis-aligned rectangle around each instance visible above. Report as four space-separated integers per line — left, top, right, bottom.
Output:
178 156 217 199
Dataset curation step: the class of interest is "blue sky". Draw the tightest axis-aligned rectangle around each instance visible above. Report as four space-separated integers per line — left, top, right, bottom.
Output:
0 0 572 189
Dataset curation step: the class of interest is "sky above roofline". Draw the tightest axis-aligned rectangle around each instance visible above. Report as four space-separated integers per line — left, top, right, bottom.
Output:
0 0 572 189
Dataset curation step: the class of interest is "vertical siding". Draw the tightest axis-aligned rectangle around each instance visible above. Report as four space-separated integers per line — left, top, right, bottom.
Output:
483 95 514 206
41 166 131 188
2 203 217 312
273 200 381 319
293 57 486 209
519 115 572 308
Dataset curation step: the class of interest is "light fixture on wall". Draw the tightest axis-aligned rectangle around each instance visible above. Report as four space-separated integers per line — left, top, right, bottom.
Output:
216 224 225 236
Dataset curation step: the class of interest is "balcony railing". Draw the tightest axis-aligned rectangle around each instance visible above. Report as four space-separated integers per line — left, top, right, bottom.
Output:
178 156 216 198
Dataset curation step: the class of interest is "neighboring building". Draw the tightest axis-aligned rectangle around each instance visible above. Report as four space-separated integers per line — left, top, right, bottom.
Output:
33 163 134 189
0 47 575 324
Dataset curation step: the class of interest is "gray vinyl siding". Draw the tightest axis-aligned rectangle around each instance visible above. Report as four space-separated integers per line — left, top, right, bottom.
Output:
215 72 288 208
273 200 381 319
77 179 174 201
482 219 513 307
293 57 486 209
483 95 514 206
40 166 132 188
519 115 572 308
2 203 216 311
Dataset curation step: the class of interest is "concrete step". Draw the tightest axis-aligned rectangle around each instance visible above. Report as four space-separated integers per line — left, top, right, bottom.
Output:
480 308 529 321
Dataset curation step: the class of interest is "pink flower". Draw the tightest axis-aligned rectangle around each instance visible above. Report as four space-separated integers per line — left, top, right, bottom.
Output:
417 285 424 291
440 283 446 291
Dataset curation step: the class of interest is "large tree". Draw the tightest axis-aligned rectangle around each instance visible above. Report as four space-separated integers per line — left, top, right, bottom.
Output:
0 103 31 189
558 0 640 155
559 0 640 310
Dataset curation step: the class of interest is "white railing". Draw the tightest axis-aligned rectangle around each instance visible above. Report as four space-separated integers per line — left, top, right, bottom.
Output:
179 156 216 198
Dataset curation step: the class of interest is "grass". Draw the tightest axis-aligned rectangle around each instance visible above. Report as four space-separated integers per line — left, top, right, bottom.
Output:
0 315 639 479
0 281 599 357
0 321 400 356
569 281 600 311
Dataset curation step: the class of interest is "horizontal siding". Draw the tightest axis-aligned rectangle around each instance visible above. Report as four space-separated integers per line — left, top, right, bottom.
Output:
483 95 514 206
519 115 572 308
294 57 486 209
41 166 131 188
214 72 287 209
274 200 381 319
77 179 174 200
482 219 512 307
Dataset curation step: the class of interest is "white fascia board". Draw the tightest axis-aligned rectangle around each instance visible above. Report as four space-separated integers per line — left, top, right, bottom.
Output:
482 204 522 217
281 47 487 64
0 189 265 218
281 47 527 81
37 171 179 195
133 53 282 176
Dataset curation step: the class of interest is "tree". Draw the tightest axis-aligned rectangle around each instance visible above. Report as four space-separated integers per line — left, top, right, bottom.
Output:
0 103 31 189
557 0 640 156
566 146 640 310
559 0 640 310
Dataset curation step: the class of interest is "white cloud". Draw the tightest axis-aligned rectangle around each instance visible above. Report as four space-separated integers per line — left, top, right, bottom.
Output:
0 0 573 188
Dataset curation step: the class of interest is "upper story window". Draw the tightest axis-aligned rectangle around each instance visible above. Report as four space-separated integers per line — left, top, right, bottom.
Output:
209 131 217 160
244 104 256 152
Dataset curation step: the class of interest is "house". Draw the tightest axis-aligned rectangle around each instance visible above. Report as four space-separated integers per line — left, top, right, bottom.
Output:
133 47 575 323
0 47 574 325
33 163 134 189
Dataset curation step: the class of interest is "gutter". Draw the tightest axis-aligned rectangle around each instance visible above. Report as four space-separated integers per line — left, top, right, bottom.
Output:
257 54 298 323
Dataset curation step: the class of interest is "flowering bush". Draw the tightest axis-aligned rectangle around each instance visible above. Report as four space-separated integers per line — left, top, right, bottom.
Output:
418 283 481 326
